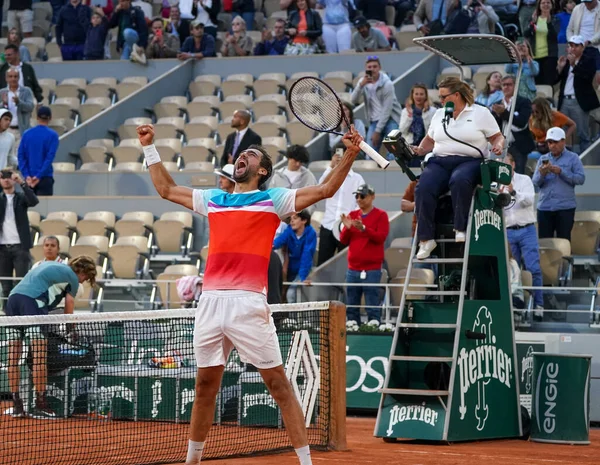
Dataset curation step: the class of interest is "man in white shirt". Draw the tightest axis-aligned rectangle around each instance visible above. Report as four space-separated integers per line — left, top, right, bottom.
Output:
317 145 365 265
0 110 15 168
0 168 38 304
566 0 600 51
269 144 318 192
501 153 544 319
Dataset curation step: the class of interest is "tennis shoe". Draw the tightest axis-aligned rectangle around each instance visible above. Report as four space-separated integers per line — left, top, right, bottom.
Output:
30 406 57 420
416 240 437 260
10 398 26 418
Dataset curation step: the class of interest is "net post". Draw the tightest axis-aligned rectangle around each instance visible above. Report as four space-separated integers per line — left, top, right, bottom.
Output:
325 300 347 451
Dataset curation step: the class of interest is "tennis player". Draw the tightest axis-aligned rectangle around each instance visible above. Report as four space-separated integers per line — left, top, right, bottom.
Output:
6 256 97 419
137 124 362 465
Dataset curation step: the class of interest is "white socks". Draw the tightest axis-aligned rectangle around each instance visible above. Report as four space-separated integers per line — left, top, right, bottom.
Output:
295 445 312 465
186 440 205 464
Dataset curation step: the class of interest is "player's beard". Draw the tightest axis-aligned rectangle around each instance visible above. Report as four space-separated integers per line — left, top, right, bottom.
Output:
233 163 254 184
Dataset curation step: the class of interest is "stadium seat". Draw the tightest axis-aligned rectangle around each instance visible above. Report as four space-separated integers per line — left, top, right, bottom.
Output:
285 71 319 93
112 162 144 172
154 96 188 119
395 29 421 50
180 138 217 165
116 76 148 99
253 73 286 97
116 117 152 140
38 78 57 103
79 162 109 172
286 120 315 145
115 211 154 238
77 211 116 240
437 66 473 83
22 37 46 60
69 235 109 265
154 264 200 309
183 161 215 171
45 41 61 61
154 117 185 140
251 93 287 120
75 265 104 311
571 220 600 255
50 118 75 135
53 162 76 172
217 116 234 143
187 96 220 119
536 85 554 100
308 160 330 171
108 236 150 279
31 235 71 263
112 138 143 165
217 94 253 119
32 2 52 21
311 211 324 230
28 211 41 244
55 78 87 100
154 138 182 162
86 77 118 100
392 268 435 301
152 212 193 254
87 138 115 151
189 74 222 99
39 211 78 239
262 136 287 158
575 211 600 223
50 97 80 122
252 114 286 138
539 238 572 286
384 239 413 278
428 89 440 106
184 115 218 139
80 97 111 122
221 73 254 98
162 161 180 172
324 71 353 93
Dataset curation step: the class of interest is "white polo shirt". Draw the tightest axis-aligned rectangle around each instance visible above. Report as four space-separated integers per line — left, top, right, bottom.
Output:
501 172 536 227
428 104 501 158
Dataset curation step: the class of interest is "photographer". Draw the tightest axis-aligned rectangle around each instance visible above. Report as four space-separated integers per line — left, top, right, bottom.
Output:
532 127 585 241
465 0 499 34
146 17 180 59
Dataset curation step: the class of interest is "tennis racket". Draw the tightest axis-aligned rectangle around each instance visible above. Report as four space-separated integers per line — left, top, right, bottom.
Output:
288 77 390 169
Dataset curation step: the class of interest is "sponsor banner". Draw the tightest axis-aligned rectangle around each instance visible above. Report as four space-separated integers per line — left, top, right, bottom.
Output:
375 396 446 440
531 353 591 444
346 334 392 409
516 342 545 415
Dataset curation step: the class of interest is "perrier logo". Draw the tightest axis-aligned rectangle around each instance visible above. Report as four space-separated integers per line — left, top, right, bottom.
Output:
458 306 513 431
473 209 502 241
521 346 535 395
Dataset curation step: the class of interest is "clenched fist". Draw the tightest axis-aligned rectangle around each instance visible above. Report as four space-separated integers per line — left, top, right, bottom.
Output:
137 124 155 146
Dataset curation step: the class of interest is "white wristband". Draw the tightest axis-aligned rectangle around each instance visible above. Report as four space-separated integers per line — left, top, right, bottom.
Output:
143 144 161 166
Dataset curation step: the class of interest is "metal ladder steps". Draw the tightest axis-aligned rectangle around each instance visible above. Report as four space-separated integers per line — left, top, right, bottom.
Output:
416 258 465 264
390 355 454 362
397 323 457 329
404 290 464 296
380 388 449 396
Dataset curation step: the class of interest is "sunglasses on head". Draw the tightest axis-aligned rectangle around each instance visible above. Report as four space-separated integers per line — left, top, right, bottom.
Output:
366 55 379 62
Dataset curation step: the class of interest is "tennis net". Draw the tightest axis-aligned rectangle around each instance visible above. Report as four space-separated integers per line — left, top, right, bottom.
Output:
0 301 346 465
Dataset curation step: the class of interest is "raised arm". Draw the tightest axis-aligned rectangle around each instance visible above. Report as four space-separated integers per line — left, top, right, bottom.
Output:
294 128 362 212
137 124 194 210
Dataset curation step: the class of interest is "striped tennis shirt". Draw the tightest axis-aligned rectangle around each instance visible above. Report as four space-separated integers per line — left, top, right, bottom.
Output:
193 188 297 294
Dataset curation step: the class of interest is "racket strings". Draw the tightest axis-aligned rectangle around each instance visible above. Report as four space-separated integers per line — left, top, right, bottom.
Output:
289 78 343 132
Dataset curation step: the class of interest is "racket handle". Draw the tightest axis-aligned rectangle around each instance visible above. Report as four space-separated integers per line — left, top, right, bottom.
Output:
359 141 390 169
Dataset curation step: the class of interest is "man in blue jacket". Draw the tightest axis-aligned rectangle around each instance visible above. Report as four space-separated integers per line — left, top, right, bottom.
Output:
108 0 149 60
18 106 59 196
55 0 92 61
273 210 317 303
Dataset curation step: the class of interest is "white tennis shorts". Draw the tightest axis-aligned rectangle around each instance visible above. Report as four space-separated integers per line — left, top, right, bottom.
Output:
193 290 283 369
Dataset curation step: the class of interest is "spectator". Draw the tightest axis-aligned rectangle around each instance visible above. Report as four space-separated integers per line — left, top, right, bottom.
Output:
351 56 402 153
5 257 97 419
270 144 318 191
56 0 92 61
7 28 32 63
254 19 290 56
491 75 535 174
525 0 559 85
0 68 35 141
280 0 317 15
390 0 416 28
466 0 499 34
340 184 389 324
108 0 149 60
351 16 391 53
132 0 152 19
18 106 59 196
317 144 364 265
505 39 539 101
556 35 600 152
412 77 504 259
566 0 600 56
0 111 15 169
32 236 66 268
190 0 219 38
329 101 366 149
475 71 503 108
165 5 192 43
267 250 284 305
399 84 437 164
487 0 518 18
84 8 110 60
0 168 38 301
146 16 180 58
273 210 317 303
284 0 323 55
214 163 235 194
413 0 458 36
528 97 576 163
178 20 216 59
556 0 576 43
532 127 585 241
0 44 43 104
221 16 253 57
508 251 525 312
7 0 33 39
518 0 538 40
219 110 262 167
501 153 544 318
82 0 115 18
317 0 354 54
232 0 255 31
355 0 386 22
